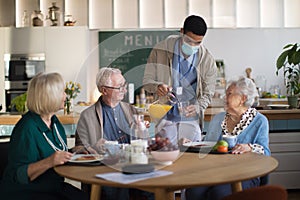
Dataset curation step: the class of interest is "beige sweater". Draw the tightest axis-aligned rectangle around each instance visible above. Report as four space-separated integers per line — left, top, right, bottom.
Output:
143 35 217 126
75 97 137 152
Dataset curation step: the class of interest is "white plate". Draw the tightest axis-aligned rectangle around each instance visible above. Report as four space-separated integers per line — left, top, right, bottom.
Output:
267 104 290 109
182 141 215 148
69 154 103 163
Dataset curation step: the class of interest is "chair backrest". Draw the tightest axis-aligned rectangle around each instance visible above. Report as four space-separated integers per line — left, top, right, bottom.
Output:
222 185 288 200
0 140 10 179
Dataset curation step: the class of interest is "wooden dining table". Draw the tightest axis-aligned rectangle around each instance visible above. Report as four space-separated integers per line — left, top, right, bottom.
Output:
55 152 278 200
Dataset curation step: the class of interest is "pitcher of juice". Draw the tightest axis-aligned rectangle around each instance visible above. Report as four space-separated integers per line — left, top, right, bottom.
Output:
148 91 177 123
148 103 172 122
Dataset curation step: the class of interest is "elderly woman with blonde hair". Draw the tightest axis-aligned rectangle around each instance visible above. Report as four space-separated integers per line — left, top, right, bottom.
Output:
185 76 270 200
1 72 88 200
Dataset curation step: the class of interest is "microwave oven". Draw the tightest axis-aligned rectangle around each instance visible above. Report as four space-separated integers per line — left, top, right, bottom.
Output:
4 53 45 81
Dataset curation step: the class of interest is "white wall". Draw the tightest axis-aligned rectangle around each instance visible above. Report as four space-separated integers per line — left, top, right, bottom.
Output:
203 28 300 95
90 28 300 97
44 26 90 103
1 27 300 111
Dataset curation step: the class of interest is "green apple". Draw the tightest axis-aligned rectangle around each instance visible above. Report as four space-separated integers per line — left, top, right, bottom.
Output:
217 140 229 147
213 140 229 151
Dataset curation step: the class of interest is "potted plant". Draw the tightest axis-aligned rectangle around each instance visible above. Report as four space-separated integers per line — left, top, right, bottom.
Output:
276 43 300 108
9 92 28 113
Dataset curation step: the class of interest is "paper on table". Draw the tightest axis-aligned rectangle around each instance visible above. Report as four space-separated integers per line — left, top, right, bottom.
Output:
95 170 173 184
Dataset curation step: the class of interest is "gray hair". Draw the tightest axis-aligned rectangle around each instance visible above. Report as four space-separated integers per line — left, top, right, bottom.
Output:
96 67 122 92
226 76 259 107
27 72 64 115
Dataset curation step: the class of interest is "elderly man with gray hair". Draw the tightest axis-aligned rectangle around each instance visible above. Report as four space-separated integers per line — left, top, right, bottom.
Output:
73 67 153 200
74 67 137 154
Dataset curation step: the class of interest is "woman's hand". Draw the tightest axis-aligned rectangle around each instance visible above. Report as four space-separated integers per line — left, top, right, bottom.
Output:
231 143 251 154
50 151 73 166
27 151 73 181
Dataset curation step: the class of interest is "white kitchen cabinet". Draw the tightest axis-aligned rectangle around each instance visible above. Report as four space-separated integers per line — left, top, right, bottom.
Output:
89 0 113 29
269 131 300 189
3 27 45 53
0 0 15 27
44 26 90 102
0 26 90 105
0 27 45 111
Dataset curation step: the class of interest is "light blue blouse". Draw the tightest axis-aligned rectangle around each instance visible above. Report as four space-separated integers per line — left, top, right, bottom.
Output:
204 112 271 156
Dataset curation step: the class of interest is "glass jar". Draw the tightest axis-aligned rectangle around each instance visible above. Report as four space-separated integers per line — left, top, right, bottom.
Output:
31 10 44 26
130 140 148 164
132 114 148 140
22 10 29 27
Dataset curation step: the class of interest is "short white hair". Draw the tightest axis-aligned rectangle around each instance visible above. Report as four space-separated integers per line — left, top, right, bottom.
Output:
226 76 258 107
96 67 122 92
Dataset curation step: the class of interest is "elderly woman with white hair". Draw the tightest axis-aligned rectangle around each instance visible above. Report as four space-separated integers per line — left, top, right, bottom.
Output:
185 76 270 200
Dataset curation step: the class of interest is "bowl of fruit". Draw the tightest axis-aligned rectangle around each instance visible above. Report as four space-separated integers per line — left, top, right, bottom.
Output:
148 134 180 165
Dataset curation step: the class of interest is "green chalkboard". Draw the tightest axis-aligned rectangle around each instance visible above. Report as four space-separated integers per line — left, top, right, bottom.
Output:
98 30 179 90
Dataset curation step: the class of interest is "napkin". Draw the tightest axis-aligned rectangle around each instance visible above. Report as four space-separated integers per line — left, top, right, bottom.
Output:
95 170 173 184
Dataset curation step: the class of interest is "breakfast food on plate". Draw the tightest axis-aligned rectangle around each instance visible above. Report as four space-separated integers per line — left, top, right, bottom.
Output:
148 133 178 151
75 155 97 161
195 144 209 147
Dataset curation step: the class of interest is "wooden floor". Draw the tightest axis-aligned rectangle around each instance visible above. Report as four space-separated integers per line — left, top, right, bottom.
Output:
174 189 300 200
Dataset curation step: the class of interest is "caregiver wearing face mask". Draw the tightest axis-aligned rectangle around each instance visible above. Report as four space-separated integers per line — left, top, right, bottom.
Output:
143 15 217 144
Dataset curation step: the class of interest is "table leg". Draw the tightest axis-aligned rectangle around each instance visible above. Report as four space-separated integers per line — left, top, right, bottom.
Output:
154 189 174 200
231 181 242 193
90 184 101 200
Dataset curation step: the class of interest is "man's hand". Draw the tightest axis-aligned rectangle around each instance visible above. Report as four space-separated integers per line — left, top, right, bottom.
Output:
185 105 197 117
157 84 171 97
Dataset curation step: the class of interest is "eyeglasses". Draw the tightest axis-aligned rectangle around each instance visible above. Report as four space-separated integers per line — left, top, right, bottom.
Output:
183 35 202 46
103 82 128 91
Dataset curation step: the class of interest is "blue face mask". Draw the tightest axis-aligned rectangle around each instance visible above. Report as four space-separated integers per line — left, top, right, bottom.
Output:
181 41 200 56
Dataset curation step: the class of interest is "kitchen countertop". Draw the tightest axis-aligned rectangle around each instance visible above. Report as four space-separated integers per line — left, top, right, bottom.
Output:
1 108 300 125
204 107 300 121
0 113 79 125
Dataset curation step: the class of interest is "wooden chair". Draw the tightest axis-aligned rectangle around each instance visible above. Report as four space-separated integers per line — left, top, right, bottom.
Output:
222 185 288 200
0 139 10 179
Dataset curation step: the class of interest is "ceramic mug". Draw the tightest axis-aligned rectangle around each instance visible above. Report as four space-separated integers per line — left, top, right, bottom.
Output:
222 135 237 149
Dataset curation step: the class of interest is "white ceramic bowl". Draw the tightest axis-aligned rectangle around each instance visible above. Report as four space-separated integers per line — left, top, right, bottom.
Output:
150 150 180 164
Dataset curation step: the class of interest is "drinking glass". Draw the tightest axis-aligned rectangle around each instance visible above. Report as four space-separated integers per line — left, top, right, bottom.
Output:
178 101 189 117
